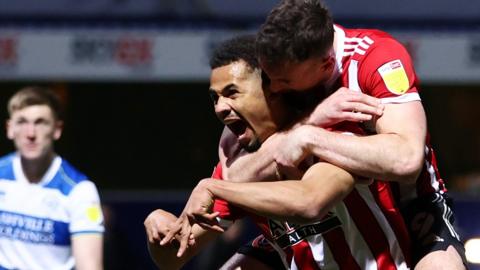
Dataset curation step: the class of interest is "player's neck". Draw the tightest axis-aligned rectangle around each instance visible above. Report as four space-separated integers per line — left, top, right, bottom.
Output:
21 153 55 183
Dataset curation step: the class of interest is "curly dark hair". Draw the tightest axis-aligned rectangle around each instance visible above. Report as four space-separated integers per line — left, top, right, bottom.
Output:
256 0 334 66
209 34 259 70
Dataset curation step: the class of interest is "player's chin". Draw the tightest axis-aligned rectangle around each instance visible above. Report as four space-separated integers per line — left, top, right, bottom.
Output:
19 148 46 160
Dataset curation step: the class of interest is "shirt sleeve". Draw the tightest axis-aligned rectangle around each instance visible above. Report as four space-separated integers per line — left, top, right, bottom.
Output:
211 162 246 224
358 38 421 103
68 180 105 235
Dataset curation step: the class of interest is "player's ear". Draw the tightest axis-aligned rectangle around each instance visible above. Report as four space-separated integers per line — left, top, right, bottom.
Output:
6 119 13 140
321 56 336 73
53 120 63 140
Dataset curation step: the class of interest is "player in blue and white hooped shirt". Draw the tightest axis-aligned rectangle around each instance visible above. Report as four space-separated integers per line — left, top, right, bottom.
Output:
0 87 104 270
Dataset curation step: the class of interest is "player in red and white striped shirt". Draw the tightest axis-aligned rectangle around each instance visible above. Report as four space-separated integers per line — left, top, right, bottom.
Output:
222 0 464 269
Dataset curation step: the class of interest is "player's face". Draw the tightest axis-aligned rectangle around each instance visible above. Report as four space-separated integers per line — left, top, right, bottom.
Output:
260 56 334 93
209 60 287 151
7 105 62 161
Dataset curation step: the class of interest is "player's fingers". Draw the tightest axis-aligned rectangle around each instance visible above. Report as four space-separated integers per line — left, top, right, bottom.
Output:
146 226 157 242
208 224 225 233
160 224 180 245
147 232 154 243
187 233 196 246
341 111 373 122
188 211 216 224
150 230 160 243
197 211 220 221
191 212 224 233
176 223 192 257
351 93 383 109
197 221 225 233
348 102 383 116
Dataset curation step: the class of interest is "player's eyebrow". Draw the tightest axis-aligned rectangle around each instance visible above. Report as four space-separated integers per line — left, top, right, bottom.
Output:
209 83 235 93
220 84 236 94
208 83 237 103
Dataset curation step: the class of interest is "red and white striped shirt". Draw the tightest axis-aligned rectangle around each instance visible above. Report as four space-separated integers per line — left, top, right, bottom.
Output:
333 25 446 202
212 163 412 270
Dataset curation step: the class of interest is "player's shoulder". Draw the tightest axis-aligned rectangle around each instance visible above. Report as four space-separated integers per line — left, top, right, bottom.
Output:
343 26 404 56
343 26 397 43
44 157 91 196
0 152 16 180
58 158 89 182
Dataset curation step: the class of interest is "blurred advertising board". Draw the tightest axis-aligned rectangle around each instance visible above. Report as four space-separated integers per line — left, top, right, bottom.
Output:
0 28 479 83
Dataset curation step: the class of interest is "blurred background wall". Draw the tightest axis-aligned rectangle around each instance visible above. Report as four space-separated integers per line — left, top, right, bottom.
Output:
1 0 479 269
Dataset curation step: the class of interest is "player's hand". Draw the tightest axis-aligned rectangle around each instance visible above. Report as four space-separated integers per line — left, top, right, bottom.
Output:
160 179 224 257
144 209 178 244
271 127 311 172
183 179 224 232
306 87 384 127
159 211 196 257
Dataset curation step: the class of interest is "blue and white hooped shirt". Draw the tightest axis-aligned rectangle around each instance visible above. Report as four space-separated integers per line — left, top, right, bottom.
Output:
0 153 104 270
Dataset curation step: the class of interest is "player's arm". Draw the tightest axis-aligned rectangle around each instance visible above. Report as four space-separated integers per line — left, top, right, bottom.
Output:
219 127 280 181
288 102 425 183
162 162 356 256
278 40 426 183
195 162 356 224
72 234 103 270
145 209 220 270
68 181 105 270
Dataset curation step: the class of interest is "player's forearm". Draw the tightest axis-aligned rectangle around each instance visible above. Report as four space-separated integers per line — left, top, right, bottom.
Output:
301 125 423 182
205 163 355 224
72 234 103 270
221 139 279 182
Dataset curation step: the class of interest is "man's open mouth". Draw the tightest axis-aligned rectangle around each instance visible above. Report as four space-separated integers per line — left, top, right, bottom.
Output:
226 119 247 138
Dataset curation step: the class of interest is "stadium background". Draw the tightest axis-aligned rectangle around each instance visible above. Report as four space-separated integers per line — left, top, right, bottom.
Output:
0 0 479 269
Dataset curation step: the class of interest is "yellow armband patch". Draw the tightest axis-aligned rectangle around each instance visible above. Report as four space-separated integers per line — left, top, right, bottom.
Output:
378 60 409 95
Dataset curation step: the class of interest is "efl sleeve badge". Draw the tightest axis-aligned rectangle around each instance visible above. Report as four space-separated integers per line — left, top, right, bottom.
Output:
85 204 102 223
377 59 409 95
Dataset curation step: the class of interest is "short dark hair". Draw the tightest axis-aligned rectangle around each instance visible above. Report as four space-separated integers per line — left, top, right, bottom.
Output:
209 34 259 70
257 0 334 66
8 86 63 120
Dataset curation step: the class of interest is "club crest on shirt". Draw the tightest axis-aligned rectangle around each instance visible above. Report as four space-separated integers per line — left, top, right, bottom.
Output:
378 59 409 95
42 195 60 211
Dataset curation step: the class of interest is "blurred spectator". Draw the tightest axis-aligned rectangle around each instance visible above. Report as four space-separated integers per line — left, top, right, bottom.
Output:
0 86 104 270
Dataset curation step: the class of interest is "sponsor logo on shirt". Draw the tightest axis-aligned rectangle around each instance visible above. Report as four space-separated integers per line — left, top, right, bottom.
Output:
0 210 70 245
378 59 409 95
267 213 341 248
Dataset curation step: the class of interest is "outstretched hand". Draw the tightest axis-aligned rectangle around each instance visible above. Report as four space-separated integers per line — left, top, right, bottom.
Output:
160 179 224 257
